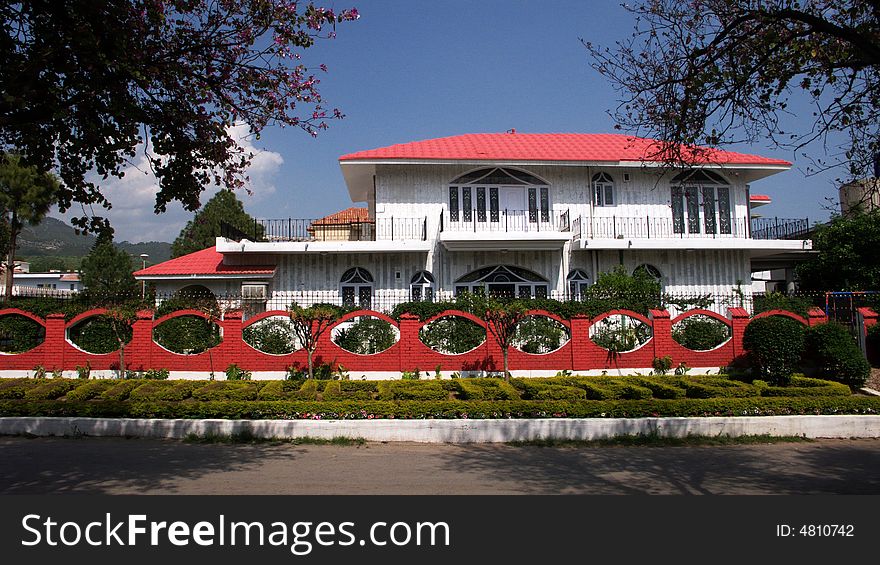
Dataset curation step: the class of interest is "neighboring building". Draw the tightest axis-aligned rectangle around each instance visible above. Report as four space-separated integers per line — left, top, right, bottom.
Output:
135 132 814 314
839 179 880 215
12 271 82 294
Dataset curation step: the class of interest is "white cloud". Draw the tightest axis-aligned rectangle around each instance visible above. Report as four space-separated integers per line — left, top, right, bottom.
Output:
54 124 284 243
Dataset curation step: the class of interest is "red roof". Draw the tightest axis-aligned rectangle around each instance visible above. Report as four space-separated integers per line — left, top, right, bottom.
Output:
134 247 275 277
311 207 372 225
339 133 791 166
749 194 771 202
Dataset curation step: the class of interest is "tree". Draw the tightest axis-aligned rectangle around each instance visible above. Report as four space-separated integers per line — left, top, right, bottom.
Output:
0 1 359 236
0 155 60 301
586 1 880 179
289 303 344 379
795 210 880 291
481 296 528 381
172 190 262 257
80 236 138 297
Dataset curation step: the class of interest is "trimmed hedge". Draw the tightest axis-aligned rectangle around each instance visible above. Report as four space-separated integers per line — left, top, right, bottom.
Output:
23 379 79 400
191 381 263 401
803 322 870 388
742 316 806 385
257 380 305 401
679 376 757 399
129 381 197 402
0 378 40 399
454 378 520 401
65 380 118 401
1 396 878 420
377 381 450 401
99 380 143 402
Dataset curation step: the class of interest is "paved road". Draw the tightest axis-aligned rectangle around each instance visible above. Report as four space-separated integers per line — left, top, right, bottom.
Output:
1 437 879 494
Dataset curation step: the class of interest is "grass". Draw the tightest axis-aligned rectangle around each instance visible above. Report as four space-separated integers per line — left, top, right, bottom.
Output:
506 433 814 448
182 431 366 446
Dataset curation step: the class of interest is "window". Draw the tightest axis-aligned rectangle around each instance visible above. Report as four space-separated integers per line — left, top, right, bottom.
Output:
566 269 591 300
671 170 732 235
410 270 435 302
633 264 662 282
592 172 615 207
448 168 550 224
241 282 269 318
454 265 549 299
340 267 374 309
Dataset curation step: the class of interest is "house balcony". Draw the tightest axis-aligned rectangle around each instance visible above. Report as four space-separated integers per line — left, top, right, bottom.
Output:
570 215 813 258
217 217 432 254
438 209 572 251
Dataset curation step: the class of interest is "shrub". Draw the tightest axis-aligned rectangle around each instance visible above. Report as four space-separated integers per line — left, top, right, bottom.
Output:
753 292 813 318
419 316 485 354
153 315 221 354
400 369 421 380
99 380 142 401
24 379 78 400
672 315 731 350
804 322 870 388
652 356 672 376
243 317 296 355
0 378 40 399
627 377 685 399
65 380 117 401
867 323 880 367
455 378 520 400
377 381 449 401
590 315 652 352
0 314 45 353
512 316 568 354
334 317 397 354
322 381 377 401
225 363 252 381
143 368 170 380
257 380 303 401
68 315 132 354
760 376 851 397
129 381 195 402
742 316 806 385
76 362 92 380
192 381 261 401
294 379 318 400
680 376 757 398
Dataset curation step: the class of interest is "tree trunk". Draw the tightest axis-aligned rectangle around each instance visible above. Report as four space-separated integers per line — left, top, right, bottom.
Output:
307 347 314 379
502 347 510 381
4 218 17 302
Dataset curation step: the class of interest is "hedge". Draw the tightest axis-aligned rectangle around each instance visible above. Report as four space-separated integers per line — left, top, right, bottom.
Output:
23 379 79 400
1 396 878 420
128 381 198 402
678 376 757 399
65 380 118 401
191 381 264 402
0 378 40 399
377 381 450 401
257 380 305 401
454 378 520 401
99 380 143 402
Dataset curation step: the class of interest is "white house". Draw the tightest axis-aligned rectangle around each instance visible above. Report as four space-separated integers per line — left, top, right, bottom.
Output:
12 271 82 294
135 132 813 313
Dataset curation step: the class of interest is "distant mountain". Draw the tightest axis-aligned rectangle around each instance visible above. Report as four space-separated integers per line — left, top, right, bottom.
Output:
17 217 171 263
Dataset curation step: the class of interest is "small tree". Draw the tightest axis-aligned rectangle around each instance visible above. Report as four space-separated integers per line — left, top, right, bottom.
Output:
742 316 806 386
0 155 60 301
80 235 138 297
172 190 264 257
481 296 528 380
289 303 344 379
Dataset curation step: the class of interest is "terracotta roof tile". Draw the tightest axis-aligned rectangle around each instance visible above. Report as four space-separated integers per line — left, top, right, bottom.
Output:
311 207 372 225
339 133 791 166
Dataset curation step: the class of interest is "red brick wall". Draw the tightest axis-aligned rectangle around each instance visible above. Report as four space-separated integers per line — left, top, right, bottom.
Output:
0 306 840 375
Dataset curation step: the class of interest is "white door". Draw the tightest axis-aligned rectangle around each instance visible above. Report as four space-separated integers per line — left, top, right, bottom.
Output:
499 187 526 229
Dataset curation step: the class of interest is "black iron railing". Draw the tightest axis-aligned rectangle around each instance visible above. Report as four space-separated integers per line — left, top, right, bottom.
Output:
440 209 571 233
221 216 427 242
748 217 812 240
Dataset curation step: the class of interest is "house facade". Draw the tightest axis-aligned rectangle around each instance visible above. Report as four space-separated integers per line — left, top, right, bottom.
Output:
135 132 813 314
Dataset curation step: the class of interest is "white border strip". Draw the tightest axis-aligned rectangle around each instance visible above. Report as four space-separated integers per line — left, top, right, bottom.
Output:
2 416 878 443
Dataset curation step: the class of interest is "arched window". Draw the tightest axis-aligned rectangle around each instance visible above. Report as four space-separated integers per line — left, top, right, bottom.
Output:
454 265 548 299
670 169 732 235
592 172 615 207
340 267 373 309
633 264 662 282
410 270 435 302
448 167 550 225
566 269 591 300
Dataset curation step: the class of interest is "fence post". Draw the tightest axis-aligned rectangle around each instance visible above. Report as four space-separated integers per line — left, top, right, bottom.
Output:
727 307 751 360
126 309 155 372
569 314 591 372
856 307 878 361
806 307 827 327
44 313 67 372
649 309 672 364
219 310 243 371
397 313 421 373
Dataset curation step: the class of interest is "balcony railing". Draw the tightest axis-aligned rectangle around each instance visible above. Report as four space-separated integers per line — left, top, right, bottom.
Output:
570 215 811 240
439 209 570 233
221 217 428 243
749 217 811 240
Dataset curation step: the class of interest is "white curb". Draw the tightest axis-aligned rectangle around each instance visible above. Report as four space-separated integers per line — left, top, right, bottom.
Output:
1 415 879 443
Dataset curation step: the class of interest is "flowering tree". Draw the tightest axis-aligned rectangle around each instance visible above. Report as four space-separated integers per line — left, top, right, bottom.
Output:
481 296 528 381
289 303 344 379
0 1 358 235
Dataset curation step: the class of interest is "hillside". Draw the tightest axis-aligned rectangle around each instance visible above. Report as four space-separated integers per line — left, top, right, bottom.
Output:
16 217 171 268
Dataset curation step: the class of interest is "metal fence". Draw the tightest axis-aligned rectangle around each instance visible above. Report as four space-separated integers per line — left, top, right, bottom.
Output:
221 217 428 243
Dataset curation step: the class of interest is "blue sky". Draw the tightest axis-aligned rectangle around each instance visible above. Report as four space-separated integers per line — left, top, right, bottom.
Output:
60 0 843 243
